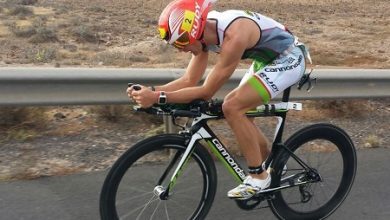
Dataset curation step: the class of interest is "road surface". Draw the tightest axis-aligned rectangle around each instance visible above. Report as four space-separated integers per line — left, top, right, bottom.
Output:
0 148 389 219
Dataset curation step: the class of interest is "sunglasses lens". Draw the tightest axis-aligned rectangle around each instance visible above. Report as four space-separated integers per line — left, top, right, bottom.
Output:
176 32 190 44
173 43 185 49
173 32 190 48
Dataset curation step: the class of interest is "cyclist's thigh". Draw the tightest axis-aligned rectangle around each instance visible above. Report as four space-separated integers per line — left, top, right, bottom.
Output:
239 60 268 87
244 47 306 101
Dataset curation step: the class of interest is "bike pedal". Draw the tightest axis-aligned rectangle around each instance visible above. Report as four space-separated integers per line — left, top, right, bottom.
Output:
235 198 263 210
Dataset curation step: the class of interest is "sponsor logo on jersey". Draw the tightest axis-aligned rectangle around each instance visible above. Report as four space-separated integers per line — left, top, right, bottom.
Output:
264 55 303 73
259 72 279 93
273 57 296 65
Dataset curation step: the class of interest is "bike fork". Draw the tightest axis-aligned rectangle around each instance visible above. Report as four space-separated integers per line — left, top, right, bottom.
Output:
155 129 207 200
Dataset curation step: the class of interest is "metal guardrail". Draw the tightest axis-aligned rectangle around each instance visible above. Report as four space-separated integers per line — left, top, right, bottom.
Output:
0 67 389 106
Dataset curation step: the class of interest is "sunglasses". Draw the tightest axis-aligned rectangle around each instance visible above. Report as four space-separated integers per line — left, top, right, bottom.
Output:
172 32 190 49
159 28 190 49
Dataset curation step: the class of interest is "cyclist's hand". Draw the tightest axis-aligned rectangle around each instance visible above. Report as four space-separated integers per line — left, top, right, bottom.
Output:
131 86 158 108
126 83 144 102
126 84 138 100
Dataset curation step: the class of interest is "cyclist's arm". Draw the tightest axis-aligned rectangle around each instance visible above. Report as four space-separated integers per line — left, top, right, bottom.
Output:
163 35 248 103
154 51 208 91
131 19 257 107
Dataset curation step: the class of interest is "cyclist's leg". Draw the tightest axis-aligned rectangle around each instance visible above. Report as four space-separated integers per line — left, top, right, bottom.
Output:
225 47 306 199
250 119 270 161
223 84 267 178
251 47 306 162
230 47 305 166
243 46 306 163
254 47 306 99
224 75 271 199
239 63 271 163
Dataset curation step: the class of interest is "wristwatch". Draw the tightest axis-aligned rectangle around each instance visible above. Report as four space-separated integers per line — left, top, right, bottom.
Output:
158 91 167 105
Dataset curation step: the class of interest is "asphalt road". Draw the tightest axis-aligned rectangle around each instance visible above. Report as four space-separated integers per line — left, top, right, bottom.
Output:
0 148 389 220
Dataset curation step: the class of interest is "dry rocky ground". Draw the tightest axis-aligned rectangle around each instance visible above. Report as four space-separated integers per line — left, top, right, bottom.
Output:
0 0 389 180
0 0 389 68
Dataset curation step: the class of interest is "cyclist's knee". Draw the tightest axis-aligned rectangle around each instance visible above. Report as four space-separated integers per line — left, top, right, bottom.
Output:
222 98 245 119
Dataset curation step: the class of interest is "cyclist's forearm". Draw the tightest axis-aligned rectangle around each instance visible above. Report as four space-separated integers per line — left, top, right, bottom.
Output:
164 86 212 103
155 53 208 92
154 77 197 92
162 63 237 103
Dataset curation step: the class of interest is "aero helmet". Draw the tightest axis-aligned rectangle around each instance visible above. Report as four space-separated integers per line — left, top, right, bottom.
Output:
158 0 216 48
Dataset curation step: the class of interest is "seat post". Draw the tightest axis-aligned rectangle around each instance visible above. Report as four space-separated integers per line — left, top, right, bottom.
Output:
282 87 291 102
272 87 291 146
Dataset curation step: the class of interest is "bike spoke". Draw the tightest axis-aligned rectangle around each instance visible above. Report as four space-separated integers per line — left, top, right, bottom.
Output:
150 200 162 220
168 199 196 211
119 196 158 220
164 202 170 220
116 191 154 207
135 195 160 220
173 184 203 194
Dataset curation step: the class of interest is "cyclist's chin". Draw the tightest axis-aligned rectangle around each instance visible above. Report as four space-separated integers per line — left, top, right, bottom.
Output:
181 49 200 56
191 50 200 56
190 48 203 56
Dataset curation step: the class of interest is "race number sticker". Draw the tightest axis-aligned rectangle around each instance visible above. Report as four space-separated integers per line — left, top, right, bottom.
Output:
181 10 195 32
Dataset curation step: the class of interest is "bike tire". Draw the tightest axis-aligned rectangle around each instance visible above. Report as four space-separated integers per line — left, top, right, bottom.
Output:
269 123 357 220
100 134 217 220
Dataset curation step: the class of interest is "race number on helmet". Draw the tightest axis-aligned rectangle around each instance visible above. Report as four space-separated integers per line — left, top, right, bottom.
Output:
158 0 216 48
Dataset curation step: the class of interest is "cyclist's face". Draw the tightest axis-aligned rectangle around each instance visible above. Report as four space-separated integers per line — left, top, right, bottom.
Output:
177 41 202 55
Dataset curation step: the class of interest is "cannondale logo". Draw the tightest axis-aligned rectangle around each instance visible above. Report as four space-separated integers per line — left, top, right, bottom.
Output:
212 139 246 179
265 55 303 73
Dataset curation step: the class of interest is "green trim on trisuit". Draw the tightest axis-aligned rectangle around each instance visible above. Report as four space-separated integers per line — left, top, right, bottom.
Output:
247 76 271 104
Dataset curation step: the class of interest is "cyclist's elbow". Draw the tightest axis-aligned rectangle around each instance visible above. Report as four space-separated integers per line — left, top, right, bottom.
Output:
182 77 199 87
203 94 213 100
199 87 215 100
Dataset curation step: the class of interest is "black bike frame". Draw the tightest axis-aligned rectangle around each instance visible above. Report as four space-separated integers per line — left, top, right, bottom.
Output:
201 88 292 183
164 88 294 191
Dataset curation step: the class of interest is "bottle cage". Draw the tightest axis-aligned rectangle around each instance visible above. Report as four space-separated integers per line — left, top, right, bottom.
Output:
297 68 316 92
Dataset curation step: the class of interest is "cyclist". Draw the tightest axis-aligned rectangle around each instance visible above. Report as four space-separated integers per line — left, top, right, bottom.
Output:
127 0 311 200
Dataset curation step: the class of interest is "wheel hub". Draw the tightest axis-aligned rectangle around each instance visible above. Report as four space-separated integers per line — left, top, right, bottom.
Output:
154 185 169 200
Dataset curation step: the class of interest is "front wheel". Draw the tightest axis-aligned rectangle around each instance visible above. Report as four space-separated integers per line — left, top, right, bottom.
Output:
100 134 217 220
269 123 357 220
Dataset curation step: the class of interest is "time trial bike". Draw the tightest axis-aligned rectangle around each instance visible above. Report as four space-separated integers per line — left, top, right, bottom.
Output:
99 85 357 220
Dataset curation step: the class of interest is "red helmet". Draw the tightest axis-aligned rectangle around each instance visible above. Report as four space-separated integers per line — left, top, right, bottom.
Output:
158 0 215 48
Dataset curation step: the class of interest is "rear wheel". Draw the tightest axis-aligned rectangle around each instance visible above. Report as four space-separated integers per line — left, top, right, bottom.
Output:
269 123 357 219
100 134 217 220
